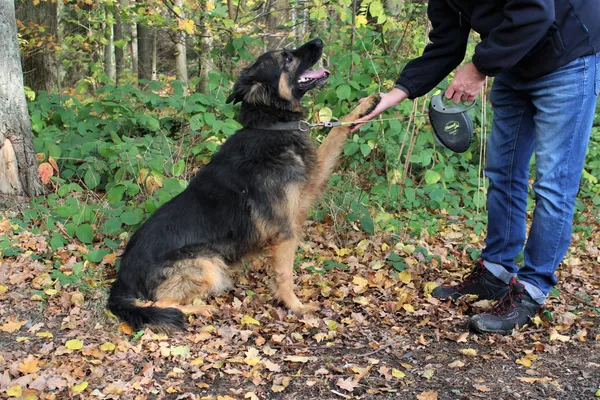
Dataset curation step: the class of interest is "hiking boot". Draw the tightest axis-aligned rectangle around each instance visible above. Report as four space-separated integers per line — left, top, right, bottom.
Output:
469 277 541 334
431 259 510 301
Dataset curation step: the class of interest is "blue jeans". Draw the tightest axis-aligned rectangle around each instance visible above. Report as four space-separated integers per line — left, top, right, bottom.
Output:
481 53 599 304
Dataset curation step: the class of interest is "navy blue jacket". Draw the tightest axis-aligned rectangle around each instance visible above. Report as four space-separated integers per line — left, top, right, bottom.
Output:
396 0 600 99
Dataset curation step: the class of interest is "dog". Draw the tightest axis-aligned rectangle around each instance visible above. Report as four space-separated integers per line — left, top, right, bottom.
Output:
107 38 380 331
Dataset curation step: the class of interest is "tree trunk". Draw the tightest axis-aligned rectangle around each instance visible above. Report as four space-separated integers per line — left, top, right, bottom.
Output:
197 18 213 93
104 7 116 83
15 0 59 93
265 0 287 49
0 1 45 197
114 3 125 84
131 22 138 74
151 29 158 81
137 24 152 82
174 0 188 93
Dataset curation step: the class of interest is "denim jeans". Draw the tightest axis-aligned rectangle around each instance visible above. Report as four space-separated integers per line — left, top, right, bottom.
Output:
481 52 600 304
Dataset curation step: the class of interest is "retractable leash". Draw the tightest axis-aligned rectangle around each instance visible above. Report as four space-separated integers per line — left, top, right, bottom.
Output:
428 93 477 153
285 93 477 153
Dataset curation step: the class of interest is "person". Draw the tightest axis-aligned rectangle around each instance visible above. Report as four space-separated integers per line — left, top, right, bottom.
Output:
354 1 600 334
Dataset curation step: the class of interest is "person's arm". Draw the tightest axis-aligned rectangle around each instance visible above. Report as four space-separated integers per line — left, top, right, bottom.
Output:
472 0 554 76
395 0 471 99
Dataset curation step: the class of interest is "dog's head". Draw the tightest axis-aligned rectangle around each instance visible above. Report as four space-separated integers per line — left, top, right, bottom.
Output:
226 38 330 108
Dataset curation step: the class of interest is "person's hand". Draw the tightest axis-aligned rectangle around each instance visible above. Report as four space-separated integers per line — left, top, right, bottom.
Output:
350 87 409 132
445 62 486 103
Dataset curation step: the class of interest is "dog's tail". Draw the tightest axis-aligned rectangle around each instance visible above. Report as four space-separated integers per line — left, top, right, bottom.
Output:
106 278 185 331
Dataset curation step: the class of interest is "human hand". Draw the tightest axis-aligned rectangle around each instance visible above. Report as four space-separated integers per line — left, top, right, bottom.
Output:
350 87 409 132
445 62 486 103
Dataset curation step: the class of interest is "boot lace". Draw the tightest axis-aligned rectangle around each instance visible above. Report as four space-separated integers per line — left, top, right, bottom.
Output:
489 278 523 316
454 260 485 292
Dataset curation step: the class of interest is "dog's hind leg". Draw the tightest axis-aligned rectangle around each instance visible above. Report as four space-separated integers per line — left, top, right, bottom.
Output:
154 255 230 315
269 238 316 314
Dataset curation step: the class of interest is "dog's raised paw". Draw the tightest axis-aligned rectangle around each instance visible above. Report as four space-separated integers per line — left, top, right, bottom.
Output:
358 93 382 119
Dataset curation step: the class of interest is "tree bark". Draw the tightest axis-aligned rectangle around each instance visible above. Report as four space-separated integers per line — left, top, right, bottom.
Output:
151 29 158 81
104 7 116 83
114 3 125 84
174 0 188 92
197 11 213 93
137 24 152 82
0 1 45 197
15 0 59 93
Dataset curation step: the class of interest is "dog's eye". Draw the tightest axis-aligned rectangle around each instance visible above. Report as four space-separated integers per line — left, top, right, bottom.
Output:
284 52 293 65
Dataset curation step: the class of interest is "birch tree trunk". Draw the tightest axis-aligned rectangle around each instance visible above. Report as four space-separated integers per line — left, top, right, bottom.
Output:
114 2 125 84
0 1 45 197
174 0 188 93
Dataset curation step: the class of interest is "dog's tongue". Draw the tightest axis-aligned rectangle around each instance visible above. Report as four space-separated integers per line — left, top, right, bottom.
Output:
300 68 330 80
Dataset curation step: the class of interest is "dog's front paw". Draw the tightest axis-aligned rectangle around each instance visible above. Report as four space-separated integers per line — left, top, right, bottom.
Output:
356 93 381 118
290 302 318 315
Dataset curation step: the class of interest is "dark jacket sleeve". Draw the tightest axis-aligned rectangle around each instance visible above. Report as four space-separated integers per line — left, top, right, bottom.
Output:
395 0 471 99
472 0 554 76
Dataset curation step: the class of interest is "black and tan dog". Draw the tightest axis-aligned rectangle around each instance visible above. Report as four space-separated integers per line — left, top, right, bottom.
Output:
107 38 380 330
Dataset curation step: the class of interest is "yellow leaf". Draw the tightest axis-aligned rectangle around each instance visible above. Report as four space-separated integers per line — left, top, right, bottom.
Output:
355 14 368 28
44 289 58 296
178 18 195 35
0 284 8 293
36 331 53 338
65 339 83 350
72 382 88 393
335 248 351 256
549 330 570 342
6 385 22 397
423 282 437 297
100 342 116 351
205 0 215 11
284 355 310 363
241 315 260 326
119 322 134 335
403 304 414 312
381 243 389 252
391 368 405 378
422 369 435 379
516 355 536 367
399 269 411 284
18 356 40 374
190 357 204 365
244 348 260 366
459 348 478 356
0 317 27 333
355 239 370 256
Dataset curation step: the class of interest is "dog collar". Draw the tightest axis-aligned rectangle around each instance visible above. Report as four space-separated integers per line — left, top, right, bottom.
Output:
428 93 476 153
246 120 343 132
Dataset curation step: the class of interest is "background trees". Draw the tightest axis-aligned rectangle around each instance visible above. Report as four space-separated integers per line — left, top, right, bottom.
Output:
4 0 599 246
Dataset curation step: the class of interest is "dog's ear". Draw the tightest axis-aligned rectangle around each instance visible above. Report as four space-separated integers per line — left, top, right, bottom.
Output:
245 83 270 105
226 80 271 105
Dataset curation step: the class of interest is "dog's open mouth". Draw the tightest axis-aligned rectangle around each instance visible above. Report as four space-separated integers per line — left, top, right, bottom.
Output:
297 68 330 90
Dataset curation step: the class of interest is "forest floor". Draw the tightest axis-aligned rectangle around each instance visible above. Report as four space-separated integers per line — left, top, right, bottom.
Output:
1 211 599 400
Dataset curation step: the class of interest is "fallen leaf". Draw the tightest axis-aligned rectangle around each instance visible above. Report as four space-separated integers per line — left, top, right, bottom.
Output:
18 356 40 374
0 317 27 333
73 381 88 393
336 377 358 392
417 391 438 400
241 315 260 326
284 356 310 363
119 323 133 335
65 339 83 350
100 342 115 352
6 385 22 397
36 331 53 338
263 360 281 372
391 368 405 378
399 269 412 284
549 330 570 342
459 348 478 356
422 369 435 380
448 360 465 368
